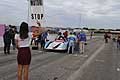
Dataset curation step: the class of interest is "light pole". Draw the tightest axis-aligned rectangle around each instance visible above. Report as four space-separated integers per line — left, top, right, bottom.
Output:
79 13 82 28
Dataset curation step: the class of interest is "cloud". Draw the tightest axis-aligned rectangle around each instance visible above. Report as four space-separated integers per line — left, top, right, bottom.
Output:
44 0 120 28
0 0 120 28
0 0 28 25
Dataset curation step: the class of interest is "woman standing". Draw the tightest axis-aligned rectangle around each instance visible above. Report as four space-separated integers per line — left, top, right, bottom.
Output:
15 22 32 80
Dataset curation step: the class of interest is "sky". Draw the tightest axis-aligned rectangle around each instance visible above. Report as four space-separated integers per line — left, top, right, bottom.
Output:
0 0 120 29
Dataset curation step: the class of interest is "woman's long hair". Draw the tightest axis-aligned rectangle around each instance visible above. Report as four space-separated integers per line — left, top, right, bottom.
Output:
19 22 29 39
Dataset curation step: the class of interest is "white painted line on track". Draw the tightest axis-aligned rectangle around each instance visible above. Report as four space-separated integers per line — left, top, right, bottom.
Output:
67 43 105 80
95 59 105 63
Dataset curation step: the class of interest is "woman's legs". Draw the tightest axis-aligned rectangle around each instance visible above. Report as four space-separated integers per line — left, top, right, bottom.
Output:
23 65 29 80
18 64 23 80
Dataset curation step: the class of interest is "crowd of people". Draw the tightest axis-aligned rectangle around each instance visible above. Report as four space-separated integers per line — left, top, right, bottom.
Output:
112 34 120 49
2 26 87 80
3 24 88 55
30 29 49 50
104 32 120 49
30 29 87 54
30 29 86 54
3 22 120 80
3 25 18 54
56 30 87 54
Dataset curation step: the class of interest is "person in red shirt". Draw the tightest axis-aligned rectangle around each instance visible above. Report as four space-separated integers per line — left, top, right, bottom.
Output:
63 31 68 40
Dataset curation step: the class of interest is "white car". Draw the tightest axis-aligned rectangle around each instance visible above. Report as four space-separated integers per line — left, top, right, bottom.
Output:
44 39 68 50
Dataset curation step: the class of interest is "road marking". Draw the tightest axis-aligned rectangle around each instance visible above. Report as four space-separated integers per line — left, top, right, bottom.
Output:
80 55 88 58
67 43 105 80
95 59 105 63
38 51 43 53
73 54 79 57
72 54 88 58
117 68 120 71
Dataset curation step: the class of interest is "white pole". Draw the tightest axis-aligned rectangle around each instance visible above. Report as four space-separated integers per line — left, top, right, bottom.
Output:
27 0 30 24
42 0 44 27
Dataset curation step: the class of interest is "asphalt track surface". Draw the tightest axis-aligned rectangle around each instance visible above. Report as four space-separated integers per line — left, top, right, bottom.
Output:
0 37 119 80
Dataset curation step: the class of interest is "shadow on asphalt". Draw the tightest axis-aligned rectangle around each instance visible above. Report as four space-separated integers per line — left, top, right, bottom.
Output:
44 49 67 54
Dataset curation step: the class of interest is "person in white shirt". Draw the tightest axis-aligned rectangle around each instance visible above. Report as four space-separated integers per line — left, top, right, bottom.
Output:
15 22 32 80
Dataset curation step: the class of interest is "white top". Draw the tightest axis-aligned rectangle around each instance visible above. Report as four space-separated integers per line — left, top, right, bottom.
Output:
15 33 32 47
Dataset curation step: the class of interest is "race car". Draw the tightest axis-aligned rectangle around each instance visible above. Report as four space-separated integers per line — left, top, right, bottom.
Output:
44 39 68 50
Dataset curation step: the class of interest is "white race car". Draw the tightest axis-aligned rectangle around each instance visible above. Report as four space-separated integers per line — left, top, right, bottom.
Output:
44 39 68 50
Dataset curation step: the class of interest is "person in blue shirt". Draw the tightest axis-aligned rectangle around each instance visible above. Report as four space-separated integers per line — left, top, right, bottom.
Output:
67 32 77 54
77 30 87 54
40 30 49 49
